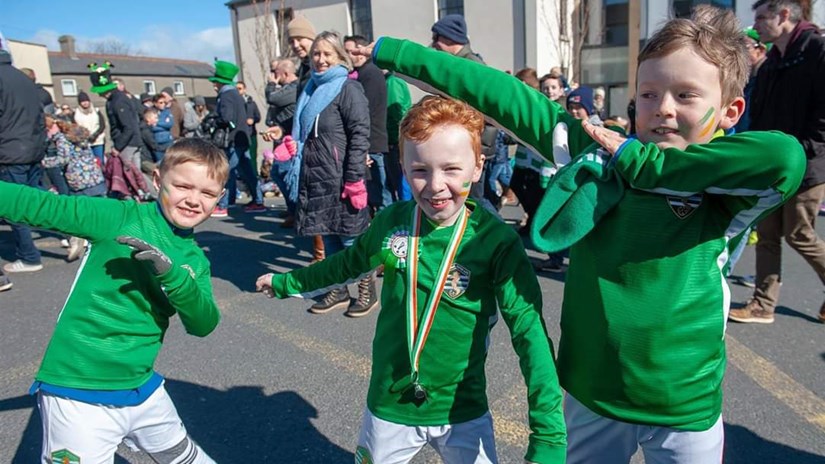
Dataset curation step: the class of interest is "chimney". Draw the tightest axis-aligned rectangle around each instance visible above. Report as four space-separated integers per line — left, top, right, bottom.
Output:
58 35 78 60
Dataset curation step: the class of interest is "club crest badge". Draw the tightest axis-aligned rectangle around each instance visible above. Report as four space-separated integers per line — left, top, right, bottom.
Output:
51 449 81 464
382 228 410 269
666 194 702 219
444 263 471 299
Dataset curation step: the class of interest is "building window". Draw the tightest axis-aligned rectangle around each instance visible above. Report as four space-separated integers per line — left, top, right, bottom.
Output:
350 0 374 41
143 80 156 95
438 0 464 18
603 0 629 46
673 0 735 18
173 81 185 95
61 79 77 97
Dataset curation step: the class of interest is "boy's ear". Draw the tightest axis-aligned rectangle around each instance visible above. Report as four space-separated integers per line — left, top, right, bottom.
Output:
472 154 485 183
718 96 746 131
152 168 161 193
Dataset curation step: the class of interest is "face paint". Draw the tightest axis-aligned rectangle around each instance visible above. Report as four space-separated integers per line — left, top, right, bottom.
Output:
697 107 716 139
459 181 472 197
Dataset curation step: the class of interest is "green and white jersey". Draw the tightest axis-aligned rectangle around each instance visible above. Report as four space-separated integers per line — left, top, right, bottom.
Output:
373 38 806 431
271 200 566 463
0 182 220 390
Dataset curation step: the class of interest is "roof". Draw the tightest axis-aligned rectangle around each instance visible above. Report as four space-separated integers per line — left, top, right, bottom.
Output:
49 52 214 78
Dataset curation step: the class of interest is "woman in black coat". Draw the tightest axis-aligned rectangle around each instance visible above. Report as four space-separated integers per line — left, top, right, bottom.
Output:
287 31 376 317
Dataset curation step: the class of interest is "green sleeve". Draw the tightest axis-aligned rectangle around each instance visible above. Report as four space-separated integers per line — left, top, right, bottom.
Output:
494 236 566 463
373 37 593 162
386 75 412 146
270 219 384 299
614 131 806 206
0 181 128 241
158 259 220 337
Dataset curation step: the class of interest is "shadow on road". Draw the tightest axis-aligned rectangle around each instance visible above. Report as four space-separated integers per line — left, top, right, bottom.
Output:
1 380 352 463
774 305 821 324
724 423 824 464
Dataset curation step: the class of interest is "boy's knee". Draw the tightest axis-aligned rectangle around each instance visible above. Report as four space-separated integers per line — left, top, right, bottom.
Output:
148 436 212 464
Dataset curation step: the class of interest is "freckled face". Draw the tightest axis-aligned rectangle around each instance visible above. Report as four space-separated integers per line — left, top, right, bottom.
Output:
403 125 483 227
154 162 224 229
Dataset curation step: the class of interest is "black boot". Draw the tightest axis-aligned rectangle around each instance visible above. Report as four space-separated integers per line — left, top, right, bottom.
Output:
309 287 350 314
346 274 379 318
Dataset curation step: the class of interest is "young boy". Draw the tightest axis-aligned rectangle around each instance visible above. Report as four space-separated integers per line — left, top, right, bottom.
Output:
0 138 228 463
256 96 566 464
360 5 805 463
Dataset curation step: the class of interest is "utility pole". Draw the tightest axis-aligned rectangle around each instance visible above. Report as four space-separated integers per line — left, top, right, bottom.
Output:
627 0 641 97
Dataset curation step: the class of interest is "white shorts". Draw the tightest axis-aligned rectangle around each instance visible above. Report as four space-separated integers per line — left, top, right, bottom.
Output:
355 408 499 464
38 382 214 464
565 394 724 464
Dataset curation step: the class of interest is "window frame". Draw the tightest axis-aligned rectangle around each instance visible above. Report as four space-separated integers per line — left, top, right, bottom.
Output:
143 80 156 95
173 80 185 95
438 0 464 19
61 79 77 97
350 0 374 41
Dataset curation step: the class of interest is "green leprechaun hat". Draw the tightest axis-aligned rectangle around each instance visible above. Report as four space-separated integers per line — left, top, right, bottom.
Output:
208 60 239 85
88 61 117 94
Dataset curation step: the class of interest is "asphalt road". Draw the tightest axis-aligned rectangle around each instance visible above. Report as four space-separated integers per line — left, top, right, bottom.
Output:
0 197 823 463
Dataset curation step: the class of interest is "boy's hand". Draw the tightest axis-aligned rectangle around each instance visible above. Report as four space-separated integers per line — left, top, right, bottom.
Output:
117 236 172 275
352 42 376 58
256 273 276 298
582 119 626 155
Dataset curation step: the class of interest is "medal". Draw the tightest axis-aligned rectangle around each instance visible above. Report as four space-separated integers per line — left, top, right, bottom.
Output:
404 206 470 400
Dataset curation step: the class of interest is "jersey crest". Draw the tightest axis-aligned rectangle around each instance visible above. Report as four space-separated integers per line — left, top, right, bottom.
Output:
444 263 471 299
51 449 81 464
666 194 703 219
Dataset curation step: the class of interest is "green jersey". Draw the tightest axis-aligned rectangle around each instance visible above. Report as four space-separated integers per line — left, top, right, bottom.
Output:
373 38 806 430
0 182 220 390
270 201 566 463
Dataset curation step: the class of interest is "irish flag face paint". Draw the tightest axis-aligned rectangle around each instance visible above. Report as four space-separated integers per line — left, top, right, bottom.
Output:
459 181 471 198
697 107 716 139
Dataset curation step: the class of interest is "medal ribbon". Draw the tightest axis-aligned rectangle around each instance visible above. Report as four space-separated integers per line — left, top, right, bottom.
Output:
406 205 470 385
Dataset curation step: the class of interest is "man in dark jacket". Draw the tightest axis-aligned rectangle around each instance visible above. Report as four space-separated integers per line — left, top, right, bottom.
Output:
0 49 46 274
90 64 144 180
209 60 263 217
20 67 54 115
429 14 500 215
730 0 825 324
346 35 392 211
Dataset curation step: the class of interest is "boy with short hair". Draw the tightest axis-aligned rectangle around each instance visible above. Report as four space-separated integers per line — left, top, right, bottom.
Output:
257 96 566 464
0 138 228 463
361 5 806 463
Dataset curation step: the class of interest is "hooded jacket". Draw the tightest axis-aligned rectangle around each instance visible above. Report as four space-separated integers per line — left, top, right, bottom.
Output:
0 51 45 165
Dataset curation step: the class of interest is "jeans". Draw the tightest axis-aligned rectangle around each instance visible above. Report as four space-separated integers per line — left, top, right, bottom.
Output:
385 145 405 202
270 159 296 215
219 146 262 209
44 166 70 195
91 144 105 167
322 235 356 256
367 153 392 211
726 226 751 277
0 163 43 264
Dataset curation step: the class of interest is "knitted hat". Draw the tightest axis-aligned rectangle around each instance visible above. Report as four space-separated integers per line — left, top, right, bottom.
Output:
431 14 469 45
88 61 117 94
567 86 595 116
161 86 174 97
77 91 90 103
744 26 772 50
140 92 152 102
193 95 206 106
208 60 239 85
287 16 316 41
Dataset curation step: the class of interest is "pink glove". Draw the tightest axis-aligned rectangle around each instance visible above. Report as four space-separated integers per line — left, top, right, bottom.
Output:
262 148 275 162
341 180 368 210
273 136 297 162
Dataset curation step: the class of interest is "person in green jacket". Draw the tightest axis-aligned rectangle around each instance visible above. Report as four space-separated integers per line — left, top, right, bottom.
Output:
385 70 412 201
257 96 566 464
0 138 228 463
353 5 806 464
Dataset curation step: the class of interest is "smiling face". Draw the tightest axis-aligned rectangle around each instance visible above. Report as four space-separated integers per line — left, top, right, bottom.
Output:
541 77 564 101
635 46 743 150
403 124 483 227
290 37 314 60
312 40 342 73
154 161 224 229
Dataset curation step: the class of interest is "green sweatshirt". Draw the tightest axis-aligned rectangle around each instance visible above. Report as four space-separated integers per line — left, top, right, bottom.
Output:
0 182 220 390
373 38 806 430
270 200 566 463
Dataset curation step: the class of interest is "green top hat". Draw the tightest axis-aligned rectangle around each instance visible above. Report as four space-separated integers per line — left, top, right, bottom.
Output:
208 60 239 85
88 61 117 94
744 26 773 51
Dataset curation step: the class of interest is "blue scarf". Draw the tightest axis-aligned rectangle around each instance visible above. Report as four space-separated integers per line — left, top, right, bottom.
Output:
286 65 349 203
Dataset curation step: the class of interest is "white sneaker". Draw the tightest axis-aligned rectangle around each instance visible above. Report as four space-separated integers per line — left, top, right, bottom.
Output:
3 260 43 273
0 277 12 292
60 238 70 248
67 237 88 262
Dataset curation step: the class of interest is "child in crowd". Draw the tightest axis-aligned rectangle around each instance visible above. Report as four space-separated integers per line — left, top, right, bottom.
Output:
0 138 228 463
363 5 805 463
257 96 566 464
152 94 174 161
